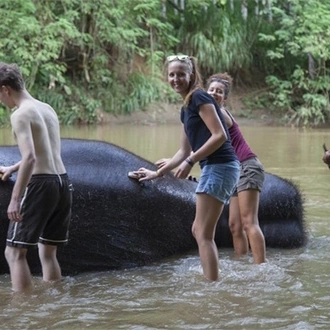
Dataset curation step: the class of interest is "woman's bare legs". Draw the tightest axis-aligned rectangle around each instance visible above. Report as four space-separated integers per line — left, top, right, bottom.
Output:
192 193 224 281
228 196 249 257
238 189 266 264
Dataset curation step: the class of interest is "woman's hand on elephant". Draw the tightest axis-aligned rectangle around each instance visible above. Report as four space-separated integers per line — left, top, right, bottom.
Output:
155 158 171 168
129 168 159 182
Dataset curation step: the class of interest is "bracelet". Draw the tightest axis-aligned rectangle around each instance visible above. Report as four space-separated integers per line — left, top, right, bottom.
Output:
185 157 194 167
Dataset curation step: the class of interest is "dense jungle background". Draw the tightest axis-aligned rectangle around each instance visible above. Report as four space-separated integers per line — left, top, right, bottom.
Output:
0 0 330 127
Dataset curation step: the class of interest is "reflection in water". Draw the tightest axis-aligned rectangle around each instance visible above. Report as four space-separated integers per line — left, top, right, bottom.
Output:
1 123 330 329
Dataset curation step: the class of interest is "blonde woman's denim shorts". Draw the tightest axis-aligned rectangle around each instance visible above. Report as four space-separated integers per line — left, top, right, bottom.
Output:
233 157 265 196
196 161 240 204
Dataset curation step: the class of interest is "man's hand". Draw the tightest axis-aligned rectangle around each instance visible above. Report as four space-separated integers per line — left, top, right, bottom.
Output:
7 198 23 222
0 165 14 181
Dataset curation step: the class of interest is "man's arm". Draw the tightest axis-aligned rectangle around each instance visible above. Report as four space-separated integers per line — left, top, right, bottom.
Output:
7 111 36 222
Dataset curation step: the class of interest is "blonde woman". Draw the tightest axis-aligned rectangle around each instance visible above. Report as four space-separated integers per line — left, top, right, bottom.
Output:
130 56 239 281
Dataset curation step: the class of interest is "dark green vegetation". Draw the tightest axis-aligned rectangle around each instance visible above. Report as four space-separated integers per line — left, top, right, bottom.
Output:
0 0 329 126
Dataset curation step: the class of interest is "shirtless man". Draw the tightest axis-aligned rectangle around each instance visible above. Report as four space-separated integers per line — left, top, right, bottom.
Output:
0 63 73 292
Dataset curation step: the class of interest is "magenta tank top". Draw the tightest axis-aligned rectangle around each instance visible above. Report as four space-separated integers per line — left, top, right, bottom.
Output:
226 110 256 162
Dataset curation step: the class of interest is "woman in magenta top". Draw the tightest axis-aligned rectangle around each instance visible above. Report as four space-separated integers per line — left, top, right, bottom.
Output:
206 72 266 264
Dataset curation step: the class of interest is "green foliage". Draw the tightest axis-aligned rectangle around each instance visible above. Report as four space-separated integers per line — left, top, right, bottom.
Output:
172 1 253 77
0 0 174 124
1 0 330 127
0 106 8 125
121 73 162 113
259 0 330 126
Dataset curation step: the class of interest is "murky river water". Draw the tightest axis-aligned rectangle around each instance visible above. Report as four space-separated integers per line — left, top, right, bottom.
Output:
0 122 330 329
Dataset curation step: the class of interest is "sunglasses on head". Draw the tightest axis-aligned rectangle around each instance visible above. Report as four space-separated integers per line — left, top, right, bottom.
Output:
167 55 190 62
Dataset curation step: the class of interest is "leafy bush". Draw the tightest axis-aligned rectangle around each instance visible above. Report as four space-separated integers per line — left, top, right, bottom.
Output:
259 0 330 126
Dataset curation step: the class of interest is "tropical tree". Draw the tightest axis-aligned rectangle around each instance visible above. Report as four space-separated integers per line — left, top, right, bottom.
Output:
259 0 330 126
1 0 329 126
0 0 178 123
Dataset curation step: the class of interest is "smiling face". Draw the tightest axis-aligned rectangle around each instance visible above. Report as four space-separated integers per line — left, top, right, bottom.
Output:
207 81 226 106
167 61 193 98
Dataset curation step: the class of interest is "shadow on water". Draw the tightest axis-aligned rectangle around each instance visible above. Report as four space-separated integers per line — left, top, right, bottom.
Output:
1 124 330 329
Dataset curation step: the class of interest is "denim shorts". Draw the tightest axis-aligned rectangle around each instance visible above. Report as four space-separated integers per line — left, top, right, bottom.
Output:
196 161 240 204
233 157 265 195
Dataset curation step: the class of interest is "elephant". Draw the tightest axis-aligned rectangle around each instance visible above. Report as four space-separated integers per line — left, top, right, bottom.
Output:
0 138 307 275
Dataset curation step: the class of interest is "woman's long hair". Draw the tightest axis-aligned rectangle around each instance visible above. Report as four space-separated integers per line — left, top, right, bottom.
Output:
184 57 204 106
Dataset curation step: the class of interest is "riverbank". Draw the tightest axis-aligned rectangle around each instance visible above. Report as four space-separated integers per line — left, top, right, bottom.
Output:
97 89 281 126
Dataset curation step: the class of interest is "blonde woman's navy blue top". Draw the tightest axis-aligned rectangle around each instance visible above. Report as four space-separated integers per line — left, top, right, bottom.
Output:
180 89 238 168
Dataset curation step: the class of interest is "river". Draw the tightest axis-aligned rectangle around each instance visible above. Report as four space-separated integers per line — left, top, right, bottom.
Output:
0 122 330 329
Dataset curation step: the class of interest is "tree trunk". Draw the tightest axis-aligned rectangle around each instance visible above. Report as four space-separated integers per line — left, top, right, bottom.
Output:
242 0 248 20
308 53 316 79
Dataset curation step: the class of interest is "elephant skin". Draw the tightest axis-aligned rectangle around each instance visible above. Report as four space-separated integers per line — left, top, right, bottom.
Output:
0 139 307 275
